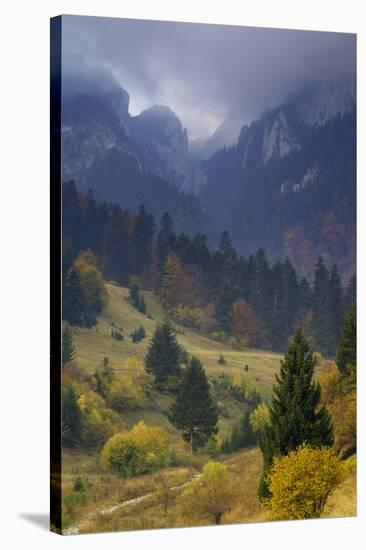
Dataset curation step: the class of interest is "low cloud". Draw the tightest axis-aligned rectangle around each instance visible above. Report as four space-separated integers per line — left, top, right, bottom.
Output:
62 15 356 138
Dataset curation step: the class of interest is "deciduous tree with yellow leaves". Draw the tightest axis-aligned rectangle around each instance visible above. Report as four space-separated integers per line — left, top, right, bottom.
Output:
265 445 344 520
180 461 237 525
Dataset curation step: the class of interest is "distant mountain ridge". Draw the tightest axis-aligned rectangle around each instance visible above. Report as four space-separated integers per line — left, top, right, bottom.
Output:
199 78 356 278
61 73 356 277
61 85 210 236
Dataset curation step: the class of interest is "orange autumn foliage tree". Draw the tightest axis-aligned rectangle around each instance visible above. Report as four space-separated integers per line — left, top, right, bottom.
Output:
231 299 257 346
160 254 198 308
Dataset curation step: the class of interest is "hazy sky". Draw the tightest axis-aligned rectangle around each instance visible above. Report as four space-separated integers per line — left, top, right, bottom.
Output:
62 15 356 139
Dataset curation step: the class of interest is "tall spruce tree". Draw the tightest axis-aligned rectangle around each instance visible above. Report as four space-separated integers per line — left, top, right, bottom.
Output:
225 409 256 453
62 324 76 366
329 264 343 354
104 205 129 285
62 384 81 448
169 356 218 453
336 304 356 379
258 329 333 498
299 277 312 312
343 275 356 315
313 257 332 355
132 205 155 278
216 278 237 332
62 265 84 326
156 212 175 277
252 249 273 346
144 322 183 387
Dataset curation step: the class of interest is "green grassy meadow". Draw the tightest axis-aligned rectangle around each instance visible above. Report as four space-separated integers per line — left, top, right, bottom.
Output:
74 283 283 398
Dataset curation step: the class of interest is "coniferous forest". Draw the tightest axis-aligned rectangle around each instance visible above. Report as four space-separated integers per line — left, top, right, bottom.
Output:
53 15 357 536
63 181 355 356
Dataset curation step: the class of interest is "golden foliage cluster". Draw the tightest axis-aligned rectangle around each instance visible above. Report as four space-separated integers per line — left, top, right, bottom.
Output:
101 421 170 477
265 445 344 520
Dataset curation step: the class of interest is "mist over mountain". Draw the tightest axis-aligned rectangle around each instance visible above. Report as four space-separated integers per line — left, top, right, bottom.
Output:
199 77 356 278
61 79 210 236
61 61 355 277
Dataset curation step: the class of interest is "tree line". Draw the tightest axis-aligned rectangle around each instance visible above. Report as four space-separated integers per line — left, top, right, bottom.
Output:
62 180 355 355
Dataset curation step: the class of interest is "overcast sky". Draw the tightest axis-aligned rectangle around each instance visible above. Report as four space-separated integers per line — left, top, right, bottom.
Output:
62 15 356 139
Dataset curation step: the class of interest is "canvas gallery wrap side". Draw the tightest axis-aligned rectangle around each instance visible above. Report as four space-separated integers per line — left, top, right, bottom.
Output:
50 14 357 535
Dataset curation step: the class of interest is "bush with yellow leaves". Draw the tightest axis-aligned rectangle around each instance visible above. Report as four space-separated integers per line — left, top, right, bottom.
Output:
250 403 270 435
107 375 146 412
77 391 121 449
319 362 356 457
265 445 344 520
101 421 169 478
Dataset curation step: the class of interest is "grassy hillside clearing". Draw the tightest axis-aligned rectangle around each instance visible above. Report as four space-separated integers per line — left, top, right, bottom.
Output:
61 282 354 534
73 283 283 398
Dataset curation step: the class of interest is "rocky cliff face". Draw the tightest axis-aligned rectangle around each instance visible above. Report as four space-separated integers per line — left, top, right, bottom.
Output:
199 78 356 278
61 88 137 189
130 105 191 191
61 83 210 236
236 77 356 172
62 86 192 193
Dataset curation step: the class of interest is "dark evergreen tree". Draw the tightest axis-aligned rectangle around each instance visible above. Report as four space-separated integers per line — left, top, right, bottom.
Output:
258 329 333 498
329 264 343 353
213 231 240 331
62 180 82 274
81 190 99 252
191 233 211 274
62 324 76 366
169 356 218 453
104 205 129 285
312 257 332 355
156 212 175 276
62 266 84 326
336 304 356 379
270 262 285 349
129 284 140 307
282 259 300 339
215 278 237 332
299 276 312 312
131 205 155 277
227 409 256 452
343 275 356 314
251 249 273 346
219 230 233 256
129 284 146 313
144 322 182 387
62 384 81 448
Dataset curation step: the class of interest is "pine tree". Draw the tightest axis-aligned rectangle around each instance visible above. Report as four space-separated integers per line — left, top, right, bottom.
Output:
156 212 175 277
215 278 237 332
343 275 356 315
104 205 129 285
336 304 356 379
131 205 155 278
329 264 343 354
62 324 76 366
169 356 218 453
258 329 333 498
144 322 183 387
228 409 256 452
299 277 312 312
62 265 84 326
62 384 81 448
313 257 332 355
129 284 140 308
282 259 299 340
251 249 273 346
